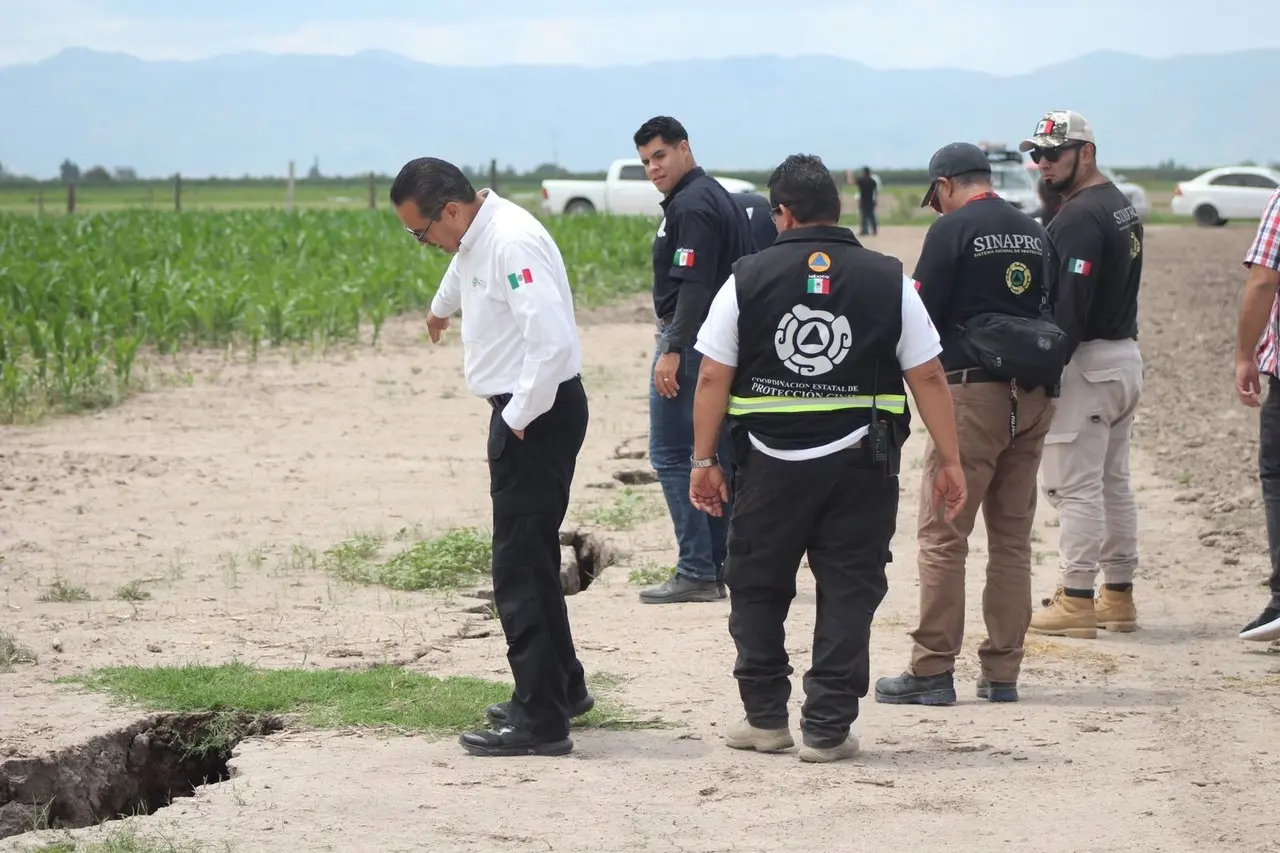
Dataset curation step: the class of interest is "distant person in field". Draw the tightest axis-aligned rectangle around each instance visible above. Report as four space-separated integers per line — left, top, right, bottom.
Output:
1232 186 1280 643
732 191 780 251
1020 109 1145 640
390 157 592 757
856 166 878 236
633 114 755 605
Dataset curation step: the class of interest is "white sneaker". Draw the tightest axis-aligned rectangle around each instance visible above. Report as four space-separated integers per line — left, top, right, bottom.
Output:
724 718 794 753
799 733 860 763
1240 607 1280 642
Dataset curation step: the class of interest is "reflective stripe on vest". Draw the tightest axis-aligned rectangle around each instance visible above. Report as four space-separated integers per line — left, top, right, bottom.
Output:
727 394 907 416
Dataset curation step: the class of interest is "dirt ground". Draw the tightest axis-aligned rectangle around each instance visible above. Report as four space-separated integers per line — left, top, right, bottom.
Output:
3 225 1279 853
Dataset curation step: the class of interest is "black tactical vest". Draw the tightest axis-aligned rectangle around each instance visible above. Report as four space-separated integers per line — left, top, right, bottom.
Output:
729 225 912 451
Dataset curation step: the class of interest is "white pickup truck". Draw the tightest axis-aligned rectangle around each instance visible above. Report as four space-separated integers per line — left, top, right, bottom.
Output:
539 158 757 216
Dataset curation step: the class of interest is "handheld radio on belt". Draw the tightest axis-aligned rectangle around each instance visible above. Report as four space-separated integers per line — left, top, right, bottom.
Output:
871 360 889 468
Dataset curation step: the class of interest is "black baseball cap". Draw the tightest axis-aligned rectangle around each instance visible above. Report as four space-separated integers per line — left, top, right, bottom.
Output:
920 142 992 208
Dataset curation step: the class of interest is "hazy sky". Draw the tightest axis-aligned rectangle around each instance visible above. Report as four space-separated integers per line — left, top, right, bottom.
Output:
2 0 1276 73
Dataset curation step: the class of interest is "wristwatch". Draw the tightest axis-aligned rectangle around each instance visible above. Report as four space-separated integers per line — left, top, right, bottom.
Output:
659 338 683 354
690 454 718 468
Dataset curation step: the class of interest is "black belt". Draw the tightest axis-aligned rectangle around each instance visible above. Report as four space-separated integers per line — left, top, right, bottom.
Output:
946 368 1022 446
946 367 1004 385
488 375 582 411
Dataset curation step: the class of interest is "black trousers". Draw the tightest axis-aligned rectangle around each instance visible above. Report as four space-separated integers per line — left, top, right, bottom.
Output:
725 441 898 749
1259 377 1280 610
487 376 589 741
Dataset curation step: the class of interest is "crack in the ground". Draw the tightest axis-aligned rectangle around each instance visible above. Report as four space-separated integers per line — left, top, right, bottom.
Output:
0 711 284 839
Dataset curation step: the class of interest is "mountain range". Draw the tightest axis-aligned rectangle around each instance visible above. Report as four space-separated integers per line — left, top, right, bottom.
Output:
0 47 1274 178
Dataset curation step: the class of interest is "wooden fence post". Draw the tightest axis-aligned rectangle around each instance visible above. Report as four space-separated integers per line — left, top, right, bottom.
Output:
67 182 75 214
174 173 182 211
489 158 498 194
368 171 376 210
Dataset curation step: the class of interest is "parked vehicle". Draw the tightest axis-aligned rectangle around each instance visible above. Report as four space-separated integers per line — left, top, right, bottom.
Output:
1099 166 1150 221
979 145 1040 213
540 159 756 216
1171 166 1280 226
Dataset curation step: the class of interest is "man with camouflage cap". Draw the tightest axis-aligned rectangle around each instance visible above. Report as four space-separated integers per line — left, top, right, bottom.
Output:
1019 110 1145 640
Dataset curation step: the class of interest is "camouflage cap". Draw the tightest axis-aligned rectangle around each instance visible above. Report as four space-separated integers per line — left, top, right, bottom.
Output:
1018 110 1096 152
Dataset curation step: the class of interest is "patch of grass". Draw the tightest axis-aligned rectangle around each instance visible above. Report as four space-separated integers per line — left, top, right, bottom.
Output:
1 631 38 672
115 580 153 602
322 532 386 577
38 579 92 603
20 825 215 852
628 563 674 586
592 487 661 531
65 662 663 734
325 527 491 591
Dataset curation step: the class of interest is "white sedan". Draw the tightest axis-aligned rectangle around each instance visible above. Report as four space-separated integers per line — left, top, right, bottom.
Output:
1171 166 1280 227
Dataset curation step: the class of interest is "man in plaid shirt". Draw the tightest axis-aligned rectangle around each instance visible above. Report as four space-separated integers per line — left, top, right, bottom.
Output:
1233 187 1280 642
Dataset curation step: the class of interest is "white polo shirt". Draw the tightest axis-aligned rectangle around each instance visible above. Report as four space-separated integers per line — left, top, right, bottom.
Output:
694 273 942 461
429 190 583 431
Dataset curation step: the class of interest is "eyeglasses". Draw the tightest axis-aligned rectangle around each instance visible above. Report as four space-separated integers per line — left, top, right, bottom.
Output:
404 215 439 244
1029 142 1084 164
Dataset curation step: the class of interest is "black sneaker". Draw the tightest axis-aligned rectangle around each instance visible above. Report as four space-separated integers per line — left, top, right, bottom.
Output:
874 671 957 706
638 574 721 604
1239 606 1280 642
486 694 595 726
976 676 1019 703
458 725 573 757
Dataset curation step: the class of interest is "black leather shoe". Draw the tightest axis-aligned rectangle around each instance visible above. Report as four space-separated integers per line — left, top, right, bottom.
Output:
874 670 957 705
458 726 573 757
976 676 1019 702
486 694 595 726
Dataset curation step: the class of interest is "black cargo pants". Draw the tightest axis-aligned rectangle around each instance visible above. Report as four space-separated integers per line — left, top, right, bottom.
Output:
724 439 898 749
487 376 590 741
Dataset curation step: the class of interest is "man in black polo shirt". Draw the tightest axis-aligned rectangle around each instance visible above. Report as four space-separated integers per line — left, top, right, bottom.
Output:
634 115 755 604
1018 110 1144 640
874 142 1058 706
733 191 779 252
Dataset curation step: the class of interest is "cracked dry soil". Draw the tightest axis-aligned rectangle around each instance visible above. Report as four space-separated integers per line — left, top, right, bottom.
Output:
1 226 1279 853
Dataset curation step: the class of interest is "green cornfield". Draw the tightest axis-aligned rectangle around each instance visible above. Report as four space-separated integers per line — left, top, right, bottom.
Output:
0 209 657 421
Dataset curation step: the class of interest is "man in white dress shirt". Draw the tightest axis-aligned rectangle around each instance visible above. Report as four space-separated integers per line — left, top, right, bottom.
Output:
391 157 592 757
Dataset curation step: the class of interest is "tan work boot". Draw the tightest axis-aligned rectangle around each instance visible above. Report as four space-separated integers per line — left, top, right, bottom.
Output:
1096 587 1139 632
799 734 860 764
1028 586 1097 639
724 718 794 753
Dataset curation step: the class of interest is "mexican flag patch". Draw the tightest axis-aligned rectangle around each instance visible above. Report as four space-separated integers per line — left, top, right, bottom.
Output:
673 248 695 267
507 268 533 289
1068 258 1092 276
806 275 830 295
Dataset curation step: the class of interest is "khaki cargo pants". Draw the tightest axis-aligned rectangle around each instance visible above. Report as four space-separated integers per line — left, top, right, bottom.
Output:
1038 339 1144 591
910 374 1055 683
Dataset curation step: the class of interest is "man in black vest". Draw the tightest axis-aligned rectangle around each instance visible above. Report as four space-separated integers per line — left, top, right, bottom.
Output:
688 154 967 763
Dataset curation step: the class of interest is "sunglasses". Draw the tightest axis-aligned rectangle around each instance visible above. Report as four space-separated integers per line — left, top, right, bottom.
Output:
1029 142 1084 164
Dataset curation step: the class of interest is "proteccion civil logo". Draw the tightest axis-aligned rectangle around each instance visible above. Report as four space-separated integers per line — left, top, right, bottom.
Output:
1005 261 1031 295
775 304 853 377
